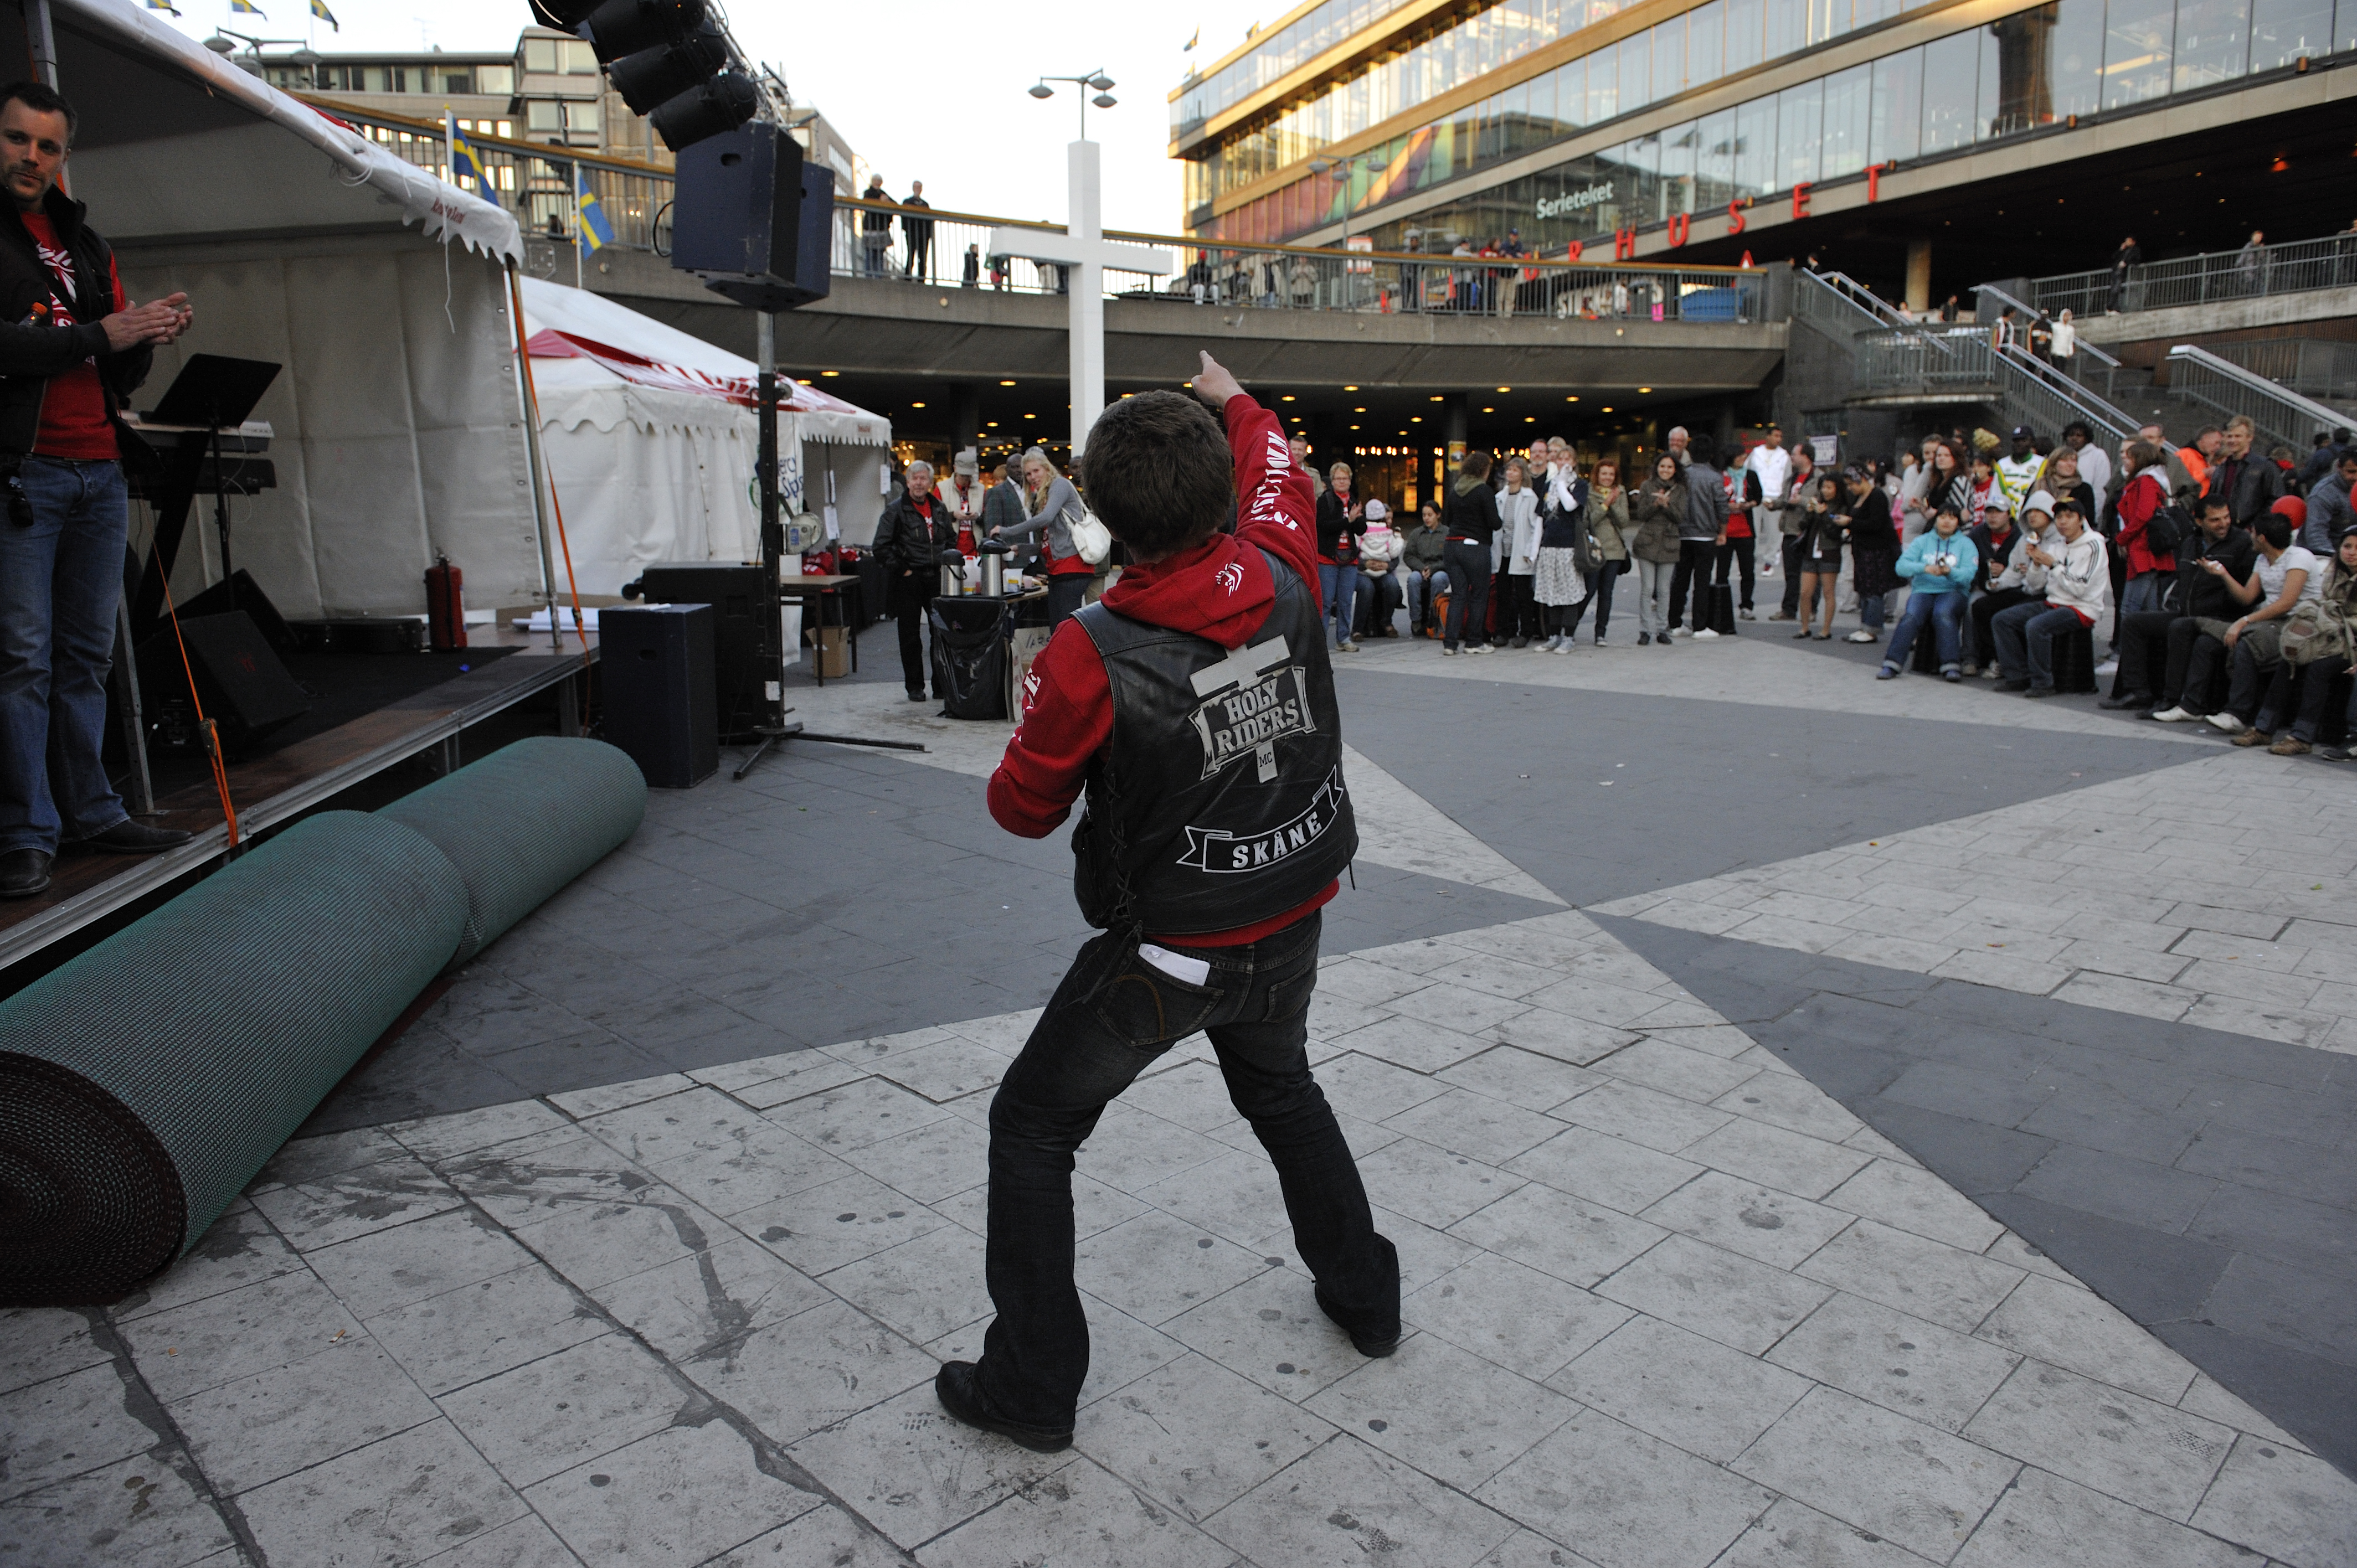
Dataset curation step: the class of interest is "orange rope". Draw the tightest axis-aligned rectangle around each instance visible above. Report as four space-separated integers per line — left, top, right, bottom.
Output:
158 574 239 848
505 263 591 675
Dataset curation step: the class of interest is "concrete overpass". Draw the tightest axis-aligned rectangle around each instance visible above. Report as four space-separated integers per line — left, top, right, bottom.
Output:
568 246 1790 452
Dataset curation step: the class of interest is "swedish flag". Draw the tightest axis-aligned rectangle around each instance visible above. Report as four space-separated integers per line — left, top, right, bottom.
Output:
575 167 615 256
447 119 500 208
143 0 182 15
310 0 339 30
228 0 265 14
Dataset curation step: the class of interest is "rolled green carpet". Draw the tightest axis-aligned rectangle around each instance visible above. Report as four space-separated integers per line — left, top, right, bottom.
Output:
0 812 468 1306
378 736 646 968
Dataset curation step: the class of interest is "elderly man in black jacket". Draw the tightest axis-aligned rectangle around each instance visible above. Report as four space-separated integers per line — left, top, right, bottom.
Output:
2101 494 2257 716
0 81 193 899
872 460 956 702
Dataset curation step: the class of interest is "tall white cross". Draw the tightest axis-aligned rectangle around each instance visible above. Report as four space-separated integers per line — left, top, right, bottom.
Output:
987 140 1167 459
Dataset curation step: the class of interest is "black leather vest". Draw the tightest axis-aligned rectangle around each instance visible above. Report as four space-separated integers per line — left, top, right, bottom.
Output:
1070 549 1356 936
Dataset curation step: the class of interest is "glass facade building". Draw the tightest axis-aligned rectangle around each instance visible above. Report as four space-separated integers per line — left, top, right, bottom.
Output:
1174 0 2353 251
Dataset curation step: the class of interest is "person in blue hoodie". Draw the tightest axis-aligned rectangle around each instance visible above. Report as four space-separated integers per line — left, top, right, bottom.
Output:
1877 503 1979 681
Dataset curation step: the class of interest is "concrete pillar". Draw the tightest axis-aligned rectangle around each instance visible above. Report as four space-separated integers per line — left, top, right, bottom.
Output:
1905 239 1933 314
1443 394 1468 462
950 383 981 456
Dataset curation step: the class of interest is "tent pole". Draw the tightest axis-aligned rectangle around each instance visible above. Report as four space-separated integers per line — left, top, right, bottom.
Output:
505 259 565 654
26 0 57 90
756 308 783 730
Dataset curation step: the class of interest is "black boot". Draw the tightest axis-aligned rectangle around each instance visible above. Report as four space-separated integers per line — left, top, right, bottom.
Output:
933 1361 1073 1452
0 848 53 898
76 819 194 854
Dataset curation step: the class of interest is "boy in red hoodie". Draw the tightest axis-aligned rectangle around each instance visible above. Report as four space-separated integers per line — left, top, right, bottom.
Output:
938 352 1398 1452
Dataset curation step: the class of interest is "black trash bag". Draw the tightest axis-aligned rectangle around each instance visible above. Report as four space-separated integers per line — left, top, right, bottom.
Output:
930 597 1008 719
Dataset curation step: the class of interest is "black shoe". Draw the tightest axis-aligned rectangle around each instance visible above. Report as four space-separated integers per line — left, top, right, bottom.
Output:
0 848 52 898
2098 692 2152 711
907 690 928 703
76 819 193 854
1314 1283 1401 1358
1994 678 2030 693
2024 685 2057 699
1638 632 1651 646
933 1361 1073 1452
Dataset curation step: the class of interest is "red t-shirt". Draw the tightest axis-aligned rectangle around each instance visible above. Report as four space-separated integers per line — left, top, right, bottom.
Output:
20 213 123 461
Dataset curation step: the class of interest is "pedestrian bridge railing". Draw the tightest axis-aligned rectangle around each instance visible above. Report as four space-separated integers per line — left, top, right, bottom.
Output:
1851 323 2140 448
2199 339 2357 417
315 98 1779 327
2165 344 2357 457
2022 233 2357 321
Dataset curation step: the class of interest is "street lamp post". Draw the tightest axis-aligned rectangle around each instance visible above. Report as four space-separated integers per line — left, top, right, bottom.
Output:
1028 68 1119 141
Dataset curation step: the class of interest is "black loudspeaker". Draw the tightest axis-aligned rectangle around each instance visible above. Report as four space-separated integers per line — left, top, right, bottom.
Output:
600 604 718 789
671 122 832 311
138 611 310 750
169 569 297 655
630 561 766 740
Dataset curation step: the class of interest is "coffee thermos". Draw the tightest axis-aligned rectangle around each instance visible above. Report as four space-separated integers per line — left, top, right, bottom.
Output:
979 540 1010 597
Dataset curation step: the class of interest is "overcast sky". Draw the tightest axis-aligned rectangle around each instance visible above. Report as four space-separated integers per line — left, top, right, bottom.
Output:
161 0 1272 235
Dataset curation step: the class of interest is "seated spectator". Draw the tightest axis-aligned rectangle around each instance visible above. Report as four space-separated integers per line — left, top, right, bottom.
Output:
2035 447 2098 535
1879 505 1978 681
2105 495 2256 716
1355 499 1405 637
2303 447 2357 554
1968 494 2045 677
1991 498 2111 696
2204 415 2285 529
1400 501 1449 635
2114 440 2178 615
2206 501 2323 736
2259 530 2357 758
1964 451 2001 525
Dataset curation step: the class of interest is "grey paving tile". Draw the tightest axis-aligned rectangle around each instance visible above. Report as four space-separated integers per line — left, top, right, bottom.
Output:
758 1074 957 1153
1077 1212 1278 1329
508 1179 739 1293
1330 1013 1496 1075
388 1097 576 1166
1638 1171 1856 1269
2013 1144 2220 1236
1078 1352 1336 1523
591 1234 826 1366
1552 1078 1734 1153
1383 1089 1568 1165
2186 1181 2357 1280
585 1089 858 1218
1766 1292 2021 1435
167 1337 440 1497
1473 1526 1610 1567
687 1296 932 1447
247 1153 465 1254
544 1072 699 1120
1952 1466 2253 1568
1438 1045 1605 1113
1361 1203 1488 1297
1961 1361 2232 1520
1551 1315 1811 1464
1682 1120 1877 1203
1136 1146 1292 1251
365 1265 607 1398
1403 1252 1632 1381
0 1361 155 1504
111 1201 302 1325
1733 1385 2018 1562
115 1269 367 1405
1972 1275 2195 1406
786 1381 1073 1552
704 1506 904 1567
1820 1160 2004 1254
0 1451 234 1567
732 1169 951 1278
1306 1336 1580 1489
2171 1122 2357 1212
1592 1038 1761 1105
923 1454 1237 1567
305 1207 538 1317
238 1418 529 1565
1714 1497 1943 1568
1390 982 1532 1036
1356 1137 1529 1231
413 1511 583 1567
1795 1221 2025 1337
2186 1432 2357 1568
1120 1057 1252 1134
821 1225 993 1344
1164 1271 1371 1402
1504 1128 1706 1215
835 1116 991 1206
1879 1060 2054 1130
2174 1370 2308 1450
254 1125 409 1188
1591 1235 1830 1356
1205 1432 1520 1568
1475 1405 1776 1568
1449 1183 1667 1290
0 1309 111 1402
1710 1072 1867 1143
1972 1194 2229 1325
1075 1105 1237 1194
529 1418 824 1563
1485 1006 1641 1067
438 1332 685 1488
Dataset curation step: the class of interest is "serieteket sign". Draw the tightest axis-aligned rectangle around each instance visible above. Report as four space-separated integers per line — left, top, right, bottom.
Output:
1535 182 1614 221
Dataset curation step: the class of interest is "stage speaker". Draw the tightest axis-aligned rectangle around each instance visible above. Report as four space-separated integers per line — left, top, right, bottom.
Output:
600 604 718 789
137 611 311 750
671 123 833 311
629 561 766 741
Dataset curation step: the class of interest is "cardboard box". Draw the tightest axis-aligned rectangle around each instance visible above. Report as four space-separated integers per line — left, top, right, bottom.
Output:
809 625 850 678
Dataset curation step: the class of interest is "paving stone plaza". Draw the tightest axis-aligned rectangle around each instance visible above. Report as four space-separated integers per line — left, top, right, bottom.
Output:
6 629 2355 1568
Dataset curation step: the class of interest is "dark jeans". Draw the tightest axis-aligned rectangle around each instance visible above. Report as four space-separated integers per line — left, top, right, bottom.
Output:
1046 572 1089 628
1442 540 1491 649
889 579 929 695
1668 538 1715 630
2287 654 2353 741
2110 608 2176 698
1886 588 1967 672
2225 636 2278 723
1992 600 2085 688
2165 617 2230 713
1547 559 1622 637
980 912 1397 1427
1354 570 1403 636
1499 571 1540 639
1 457 131 855
1712 536 1755 610
1972 587 2036 668
1779 535 1805 616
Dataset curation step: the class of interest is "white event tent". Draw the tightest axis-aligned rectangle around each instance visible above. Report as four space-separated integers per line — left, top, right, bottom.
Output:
516 278 892 597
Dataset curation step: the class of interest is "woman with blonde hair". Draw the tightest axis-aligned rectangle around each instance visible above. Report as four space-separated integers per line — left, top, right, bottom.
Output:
994 446 1092 626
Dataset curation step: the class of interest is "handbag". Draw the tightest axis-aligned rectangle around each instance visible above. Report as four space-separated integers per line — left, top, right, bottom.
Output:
1067 503 1113 566
2281 598 2350 667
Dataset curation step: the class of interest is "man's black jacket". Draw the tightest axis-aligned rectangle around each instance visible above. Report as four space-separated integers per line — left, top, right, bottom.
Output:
0 186 151 458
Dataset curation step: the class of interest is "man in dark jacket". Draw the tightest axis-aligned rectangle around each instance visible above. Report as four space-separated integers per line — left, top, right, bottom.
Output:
0 81 194 898
2101 494 2256 715
871 460 954 701
1440 450 1497 653
899 180 934 282
2204 416 2283 529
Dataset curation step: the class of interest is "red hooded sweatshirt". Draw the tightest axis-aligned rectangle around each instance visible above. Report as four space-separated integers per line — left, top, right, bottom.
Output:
987 393 1332 946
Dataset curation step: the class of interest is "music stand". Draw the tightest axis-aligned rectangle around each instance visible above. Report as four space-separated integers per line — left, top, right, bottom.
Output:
143 355 280 613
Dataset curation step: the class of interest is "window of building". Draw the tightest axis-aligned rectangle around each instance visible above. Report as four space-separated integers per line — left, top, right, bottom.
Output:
479 63 515 94
2247 0 2329 64
1919 29 1982 150
523 39 558 73
526 99 565 131
1777 78 1823 184
2041 0 2107 116
1867 45 1923 162
1689 1 1726 84
569 100 601 132
1653 12 1687 99
443 70 473 94
2173 0 2252 86
562 39 599 73
1821 62 1871 174
2103 0 2175 105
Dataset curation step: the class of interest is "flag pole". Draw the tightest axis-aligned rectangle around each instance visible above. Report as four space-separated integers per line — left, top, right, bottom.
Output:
574 163 585 291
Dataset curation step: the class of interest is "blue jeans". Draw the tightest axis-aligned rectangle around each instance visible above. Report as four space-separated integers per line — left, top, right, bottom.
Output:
1992 600 2085 689
1884 588 1965 672
2121 570 2166 617
980 912 1396 1427
1 457 132 855
1402 568 1448 631
1319 563 1360 646
1860 590 1889 632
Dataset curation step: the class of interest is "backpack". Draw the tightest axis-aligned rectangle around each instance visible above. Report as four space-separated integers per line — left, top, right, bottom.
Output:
2144 499 2195 559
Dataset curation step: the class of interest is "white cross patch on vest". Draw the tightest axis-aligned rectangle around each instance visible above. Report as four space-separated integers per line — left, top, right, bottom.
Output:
1187 635 1313 783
